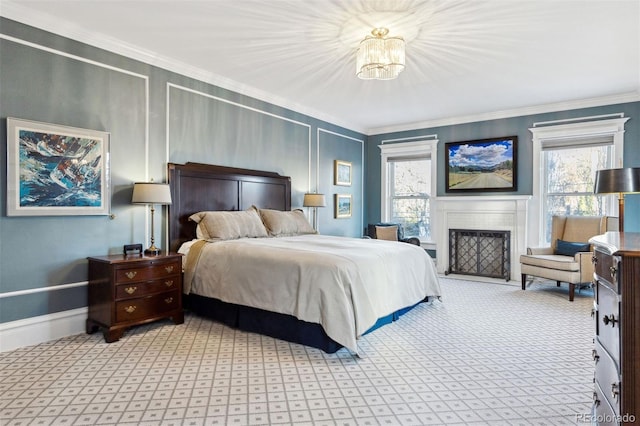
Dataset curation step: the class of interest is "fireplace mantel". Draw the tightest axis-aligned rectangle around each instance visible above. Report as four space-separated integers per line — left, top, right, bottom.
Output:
434 195 531 280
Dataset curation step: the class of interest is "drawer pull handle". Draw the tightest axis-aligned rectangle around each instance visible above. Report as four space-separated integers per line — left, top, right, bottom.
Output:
611 383 619 400
593 392 600 407
124 305 136 314
602 314 618 327
591 308 595 318
609 265 617 281
165 280 174 287
165 266 174 273
591 349 599 363
592 254 597 265
125 271 137 280
124 286 137 295
165 297 173 304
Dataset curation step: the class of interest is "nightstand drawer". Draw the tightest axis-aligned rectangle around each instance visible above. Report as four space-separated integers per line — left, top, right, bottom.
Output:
115 260 180 283
596 280 620 363
116 290 181 322
116 277 179 299
594 250 618 292
593 339 621 415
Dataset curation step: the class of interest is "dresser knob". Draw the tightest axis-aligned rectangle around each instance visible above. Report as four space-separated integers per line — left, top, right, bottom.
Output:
602 314 618 327
593 392 600 407
592 254 598 264
165 297 173 304
611 383 619 400
165 266 174 273
124 305 136 314
125 271 137 280
592 349 599 363
609 265 617 281
165 280 174 287
124 286 137 295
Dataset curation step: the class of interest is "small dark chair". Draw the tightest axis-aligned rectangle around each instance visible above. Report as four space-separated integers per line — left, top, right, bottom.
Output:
367 223 420 246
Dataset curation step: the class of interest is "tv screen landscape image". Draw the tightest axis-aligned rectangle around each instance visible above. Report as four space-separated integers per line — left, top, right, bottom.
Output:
445 136 517 192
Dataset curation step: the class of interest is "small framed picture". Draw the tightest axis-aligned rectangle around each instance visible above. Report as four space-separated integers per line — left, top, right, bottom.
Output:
6 117 111 216
334 194 352 218
334 160 352 186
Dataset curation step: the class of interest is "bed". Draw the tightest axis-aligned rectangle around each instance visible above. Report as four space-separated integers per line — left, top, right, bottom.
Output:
168 162 441 354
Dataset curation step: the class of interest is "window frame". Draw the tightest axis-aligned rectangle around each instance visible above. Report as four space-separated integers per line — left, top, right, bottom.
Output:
379 139 438 243
529 117 628 247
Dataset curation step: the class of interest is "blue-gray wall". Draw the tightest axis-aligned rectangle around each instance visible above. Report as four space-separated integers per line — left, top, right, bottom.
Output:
365 102 640 231
0 18 365 323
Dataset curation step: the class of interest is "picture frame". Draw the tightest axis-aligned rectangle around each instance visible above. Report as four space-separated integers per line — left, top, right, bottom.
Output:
445 136 517 193
334 160 352 186
334 194 352 218
7 117 111 216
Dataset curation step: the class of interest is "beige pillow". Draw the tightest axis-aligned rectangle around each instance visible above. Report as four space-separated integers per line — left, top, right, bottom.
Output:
376 225 398 241
258 208 317 237
189 207 268 241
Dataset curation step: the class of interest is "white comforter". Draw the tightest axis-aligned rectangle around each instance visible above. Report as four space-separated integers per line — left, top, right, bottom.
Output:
181 234 441 352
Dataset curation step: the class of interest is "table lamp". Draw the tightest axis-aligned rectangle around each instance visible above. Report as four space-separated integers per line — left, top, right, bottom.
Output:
594 167 640 232
132 182 172 255
303 193 326 230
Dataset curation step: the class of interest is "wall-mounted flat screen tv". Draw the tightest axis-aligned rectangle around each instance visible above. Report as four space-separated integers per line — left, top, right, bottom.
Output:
445 136 517 192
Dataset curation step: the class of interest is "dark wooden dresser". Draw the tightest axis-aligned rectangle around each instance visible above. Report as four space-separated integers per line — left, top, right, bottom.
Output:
589 232 640 425
86 253 184 342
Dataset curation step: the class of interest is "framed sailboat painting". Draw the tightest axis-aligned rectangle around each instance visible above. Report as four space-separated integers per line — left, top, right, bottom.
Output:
7 118 110 216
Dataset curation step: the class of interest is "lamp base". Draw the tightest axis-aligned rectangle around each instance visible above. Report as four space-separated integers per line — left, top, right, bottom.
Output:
144 247 161 256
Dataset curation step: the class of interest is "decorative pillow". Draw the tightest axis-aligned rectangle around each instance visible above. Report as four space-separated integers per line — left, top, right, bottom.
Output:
189 207 268 241
555 239 590 257
376 225 399 242
258 208 317 237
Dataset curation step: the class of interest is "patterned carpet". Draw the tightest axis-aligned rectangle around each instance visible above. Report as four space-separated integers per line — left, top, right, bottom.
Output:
0 277 595 425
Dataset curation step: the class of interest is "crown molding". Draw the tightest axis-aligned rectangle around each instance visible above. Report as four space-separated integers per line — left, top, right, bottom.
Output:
0 3 367 135
367 91 640 136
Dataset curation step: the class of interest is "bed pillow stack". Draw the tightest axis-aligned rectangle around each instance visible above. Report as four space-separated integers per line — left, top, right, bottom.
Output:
189 206 268 241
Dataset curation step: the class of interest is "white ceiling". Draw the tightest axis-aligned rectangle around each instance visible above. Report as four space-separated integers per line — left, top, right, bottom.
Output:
2 0 639 134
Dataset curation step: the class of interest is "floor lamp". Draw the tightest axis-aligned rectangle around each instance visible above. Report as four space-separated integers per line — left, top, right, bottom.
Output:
132 182 173 255
594 167 640 232
303 193 326 231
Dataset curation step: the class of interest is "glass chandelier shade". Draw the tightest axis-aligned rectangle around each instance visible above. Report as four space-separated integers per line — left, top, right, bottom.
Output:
356 28 405 80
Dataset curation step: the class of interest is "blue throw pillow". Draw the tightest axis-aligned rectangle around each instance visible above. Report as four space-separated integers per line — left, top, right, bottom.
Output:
555 239 590 257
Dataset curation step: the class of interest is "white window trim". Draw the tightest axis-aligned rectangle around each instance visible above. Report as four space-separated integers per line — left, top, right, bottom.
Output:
379 139 438 243
528 116 628 247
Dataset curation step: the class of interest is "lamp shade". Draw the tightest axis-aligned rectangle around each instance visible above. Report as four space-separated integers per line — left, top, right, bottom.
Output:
594 168 640 194
131 183 172 205
303 193 326 208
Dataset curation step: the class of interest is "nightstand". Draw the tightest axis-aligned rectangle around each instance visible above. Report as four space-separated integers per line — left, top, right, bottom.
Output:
86 253 184 342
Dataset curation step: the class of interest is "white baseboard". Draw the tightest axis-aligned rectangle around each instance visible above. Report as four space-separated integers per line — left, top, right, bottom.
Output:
0 307 88 353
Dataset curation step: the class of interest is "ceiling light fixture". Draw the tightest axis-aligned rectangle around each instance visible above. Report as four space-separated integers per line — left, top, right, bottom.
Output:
356 27 405 80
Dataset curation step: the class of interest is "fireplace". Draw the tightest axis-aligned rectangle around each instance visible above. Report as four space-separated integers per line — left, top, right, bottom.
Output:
434 195 530 280
447 229 511 280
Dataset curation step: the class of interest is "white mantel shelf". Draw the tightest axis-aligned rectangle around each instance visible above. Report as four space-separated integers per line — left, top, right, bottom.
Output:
434 195 531 281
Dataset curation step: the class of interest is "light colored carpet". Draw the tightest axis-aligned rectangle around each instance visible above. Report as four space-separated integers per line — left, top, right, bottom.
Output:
0 277 594 425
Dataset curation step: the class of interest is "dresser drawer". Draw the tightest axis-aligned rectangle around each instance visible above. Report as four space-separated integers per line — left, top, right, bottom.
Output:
596 280 620 363
593 381 619 426
593 339 621 416
115 276 179 299
115 260 180 283
115 290 181 322
594 250 618 292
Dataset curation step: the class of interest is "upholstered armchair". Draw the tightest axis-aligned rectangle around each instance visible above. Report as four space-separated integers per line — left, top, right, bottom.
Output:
367 223 421 246
520 215 616 301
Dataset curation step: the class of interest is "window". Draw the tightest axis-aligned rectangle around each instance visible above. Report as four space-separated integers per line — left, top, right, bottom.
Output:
542 144 614 242
379 139 438 242
530 116 627 245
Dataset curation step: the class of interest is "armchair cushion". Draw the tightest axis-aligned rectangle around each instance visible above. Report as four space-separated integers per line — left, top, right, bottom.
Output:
554 240 591 257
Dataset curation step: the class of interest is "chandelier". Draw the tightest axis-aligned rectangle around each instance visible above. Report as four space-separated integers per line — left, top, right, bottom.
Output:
356 27 405 80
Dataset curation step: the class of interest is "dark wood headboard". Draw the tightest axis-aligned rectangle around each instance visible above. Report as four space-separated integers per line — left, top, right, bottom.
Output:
167 162 292 252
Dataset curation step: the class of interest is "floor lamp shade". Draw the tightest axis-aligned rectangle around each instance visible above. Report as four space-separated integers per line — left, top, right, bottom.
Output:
594 167 640 232
132 183 172 255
